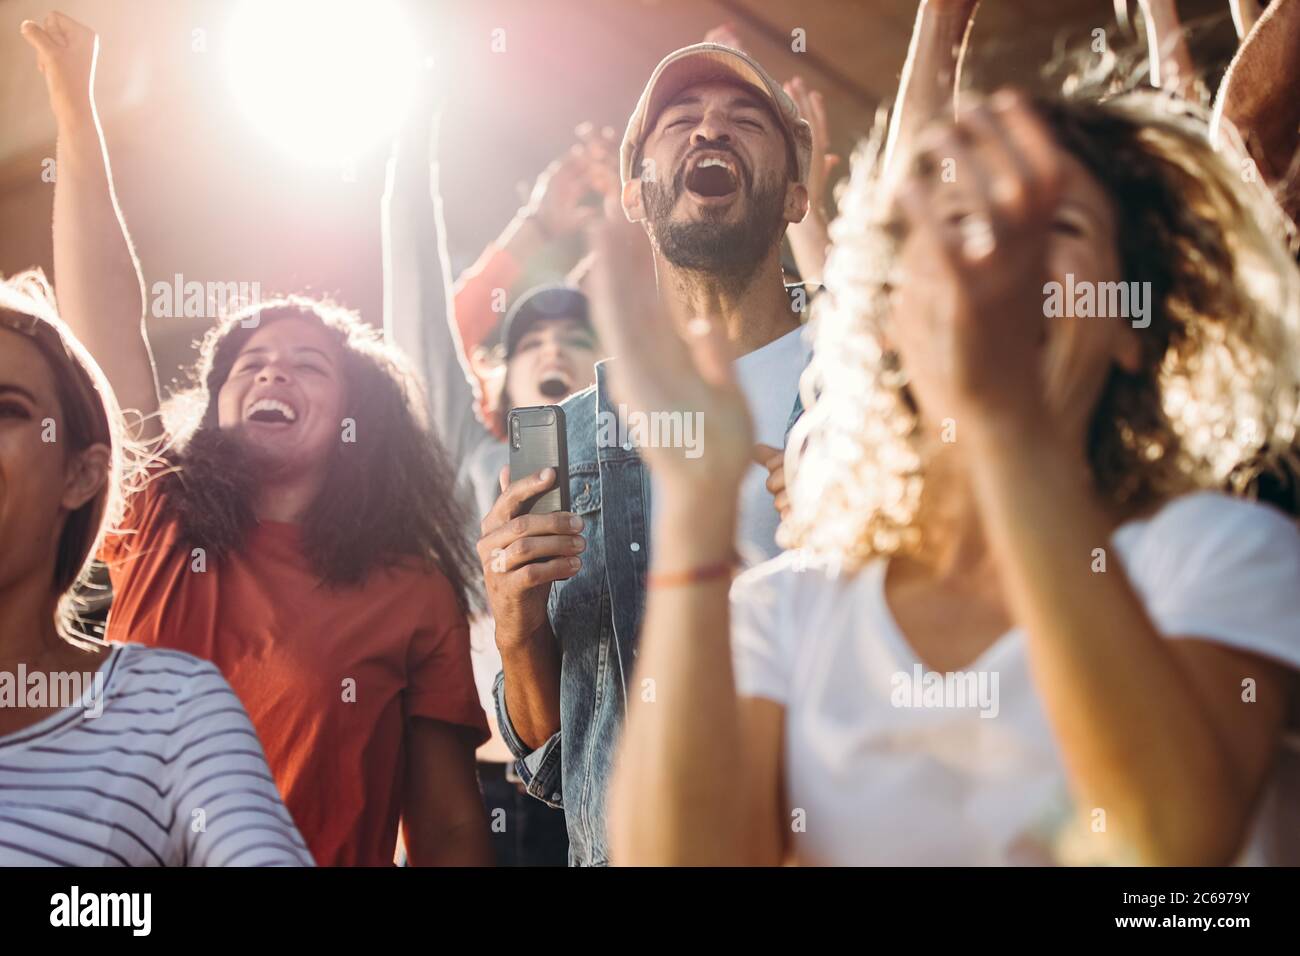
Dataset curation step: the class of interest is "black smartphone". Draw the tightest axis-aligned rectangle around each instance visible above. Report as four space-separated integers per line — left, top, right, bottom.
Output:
508 405 570 514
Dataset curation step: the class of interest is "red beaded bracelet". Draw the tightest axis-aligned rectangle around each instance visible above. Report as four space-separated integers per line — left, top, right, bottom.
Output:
645 562 734 589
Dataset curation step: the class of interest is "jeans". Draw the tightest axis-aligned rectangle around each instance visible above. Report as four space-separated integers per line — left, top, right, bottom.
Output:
478 761 569 867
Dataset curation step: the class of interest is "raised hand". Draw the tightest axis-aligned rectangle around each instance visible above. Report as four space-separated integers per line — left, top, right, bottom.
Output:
575 122 620 209
784 76 839 219
704 22 746 50
477 467 585 649
584 213 753 495
783 75 839 284
523 144 599 240
21 11 159 441
20 11 98 123
891 92 1063 423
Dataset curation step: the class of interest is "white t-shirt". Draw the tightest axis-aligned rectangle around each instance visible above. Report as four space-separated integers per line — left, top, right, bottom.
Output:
0 643 313 866
734 325 809 567
464 440 509 728
729 492 1300 865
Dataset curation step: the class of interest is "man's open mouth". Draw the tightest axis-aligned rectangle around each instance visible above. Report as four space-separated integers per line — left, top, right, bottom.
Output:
245 397 299 426
683 153 741 200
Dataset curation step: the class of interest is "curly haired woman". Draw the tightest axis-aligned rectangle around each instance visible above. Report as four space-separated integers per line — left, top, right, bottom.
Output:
597 89 1300 866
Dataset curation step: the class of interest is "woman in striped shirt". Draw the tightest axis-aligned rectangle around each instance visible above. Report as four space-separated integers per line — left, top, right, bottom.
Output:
0 272 312 866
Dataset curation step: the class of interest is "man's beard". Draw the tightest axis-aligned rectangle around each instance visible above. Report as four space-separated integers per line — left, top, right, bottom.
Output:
642 160 787 293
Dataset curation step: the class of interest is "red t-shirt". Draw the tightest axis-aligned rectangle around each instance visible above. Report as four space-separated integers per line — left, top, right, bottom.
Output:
100 474 488 866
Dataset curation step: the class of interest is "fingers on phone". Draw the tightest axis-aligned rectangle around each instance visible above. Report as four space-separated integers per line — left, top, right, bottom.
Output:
490 534 586 574
479 511 584 563
512 556 583 588
489 467 559 526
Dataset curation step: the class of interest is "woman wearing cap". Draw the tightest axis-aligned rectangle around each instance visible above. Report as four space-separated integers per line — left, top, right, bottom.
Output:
0 271 312 866
383 88 601 866
598 86 1300 865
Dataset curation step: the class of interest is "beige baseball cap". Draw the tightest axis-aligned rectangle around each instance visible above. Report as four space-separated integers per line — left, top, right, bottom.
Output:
620 42 813 188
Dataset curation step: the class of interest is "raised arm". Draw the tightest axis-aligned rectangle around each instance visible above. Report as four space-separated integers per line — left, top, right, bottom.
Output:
782 78 837 287
1212 0 1300 221
1138 0 1198 97
21 12 159 442
382 93 495 462
387 116 610 447
582 205 785 866
453 127 623 437
1230 0 1265 37
882 0 982 177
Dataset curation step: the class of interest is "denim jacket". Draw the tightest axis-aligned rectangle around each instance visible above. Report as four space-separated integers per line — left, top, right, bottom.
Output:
493 355 805 866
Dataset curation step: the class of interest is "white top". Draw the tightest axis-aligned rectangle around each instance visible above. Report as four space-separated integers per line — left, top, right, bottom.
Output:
729 492 1300 865
733 326 809 567
465 443 508 728
0 643 313 866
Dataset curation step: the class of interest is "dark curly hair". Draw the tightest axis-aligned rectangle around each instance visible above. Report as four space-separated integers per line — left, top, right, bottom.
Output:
159 295 480 611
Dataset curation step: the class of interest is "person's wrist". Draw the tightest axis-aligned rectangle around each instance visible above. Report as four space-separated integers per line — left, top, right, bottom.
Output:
653 479 740 545
521 206 556 241
961 399 1053 452
51 94 94 127
496 618 552 659
499 211 548 259
50 92 97 131
653 462 745 502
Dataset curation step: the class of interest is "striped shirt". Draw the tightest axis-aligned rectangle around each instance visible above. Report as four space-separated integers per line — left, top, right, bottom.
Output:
0 643 313 866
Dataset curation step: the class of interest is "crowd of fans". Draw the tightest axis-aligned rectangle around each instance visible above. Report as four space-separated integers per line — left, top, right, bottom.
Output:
2 0 1300 866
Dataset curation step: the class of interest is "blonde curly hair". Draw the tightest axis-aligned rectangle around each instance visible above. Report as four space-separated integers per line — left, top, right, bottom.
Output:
783 92 1300 568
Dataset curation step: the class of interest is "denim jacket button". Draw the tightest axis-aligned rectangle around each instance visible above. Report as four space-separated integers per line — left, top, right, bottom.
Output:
630 542 640 552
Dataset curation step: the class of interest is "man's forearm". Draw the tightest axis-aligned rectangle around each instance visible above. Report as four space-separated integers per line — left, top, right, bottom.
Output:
499 622 563 751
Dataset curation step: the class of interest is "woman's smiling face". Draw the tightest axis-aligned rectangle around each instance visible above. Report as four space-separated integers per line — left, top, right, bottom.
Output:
0 326 107 595
889 146 1142 446
216 316 348 474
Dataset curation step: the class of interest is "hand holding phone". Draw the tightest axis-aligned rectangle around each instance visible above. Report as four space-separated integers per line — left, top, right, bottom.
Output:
479 407 583 653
